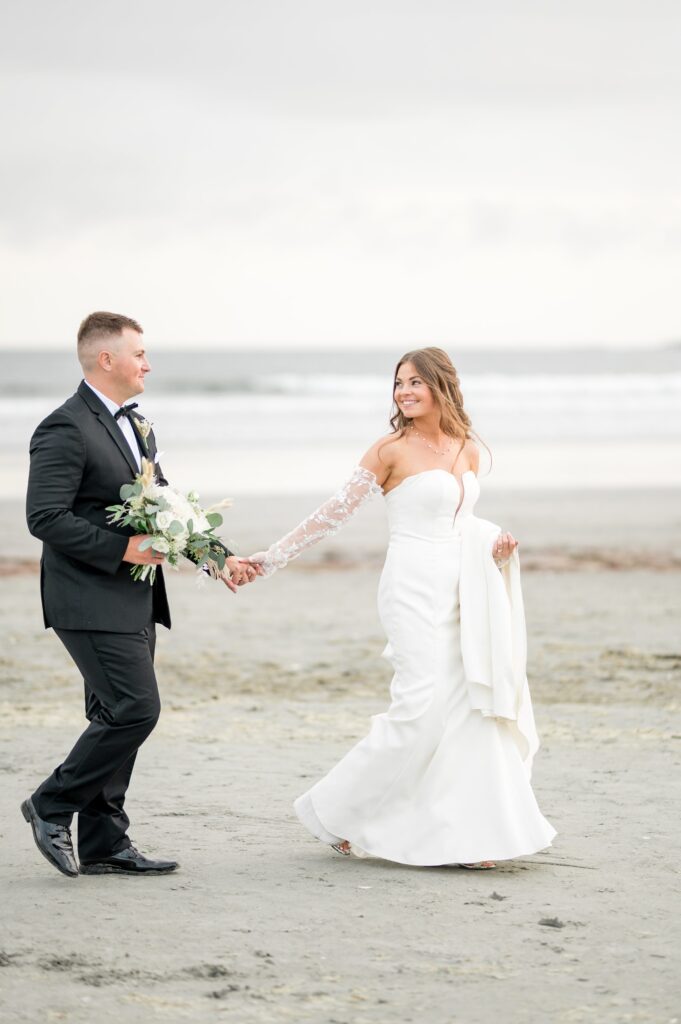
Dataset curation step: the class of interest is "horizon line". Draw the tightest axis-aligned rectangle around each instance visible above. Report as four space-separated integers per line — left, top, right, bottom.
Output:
1 340 680 353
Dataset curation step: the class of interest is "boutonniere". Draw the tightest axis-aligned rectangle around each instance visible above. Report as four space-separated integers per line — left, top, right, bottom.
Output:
135 416 153 443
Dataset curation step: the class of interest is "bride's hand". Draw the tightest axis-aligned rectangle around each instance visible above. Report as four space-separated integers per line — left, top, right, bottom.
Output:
493 531 518 566
244 552 275 578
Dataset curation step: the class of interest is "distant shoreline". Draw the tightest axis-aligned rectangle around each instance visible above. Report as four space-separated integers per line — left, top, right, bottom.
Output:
3 548 681 578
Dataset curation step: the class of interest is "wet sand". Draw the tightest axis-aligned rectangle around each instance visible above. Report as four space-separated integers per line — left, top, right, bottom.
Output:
1 490 680 1023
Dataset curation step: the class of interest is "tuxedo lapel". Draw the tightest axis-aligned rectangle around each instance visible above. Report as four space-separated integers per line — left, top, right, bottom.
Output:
77 381 140 477
129 414 151 459
130 413 168 484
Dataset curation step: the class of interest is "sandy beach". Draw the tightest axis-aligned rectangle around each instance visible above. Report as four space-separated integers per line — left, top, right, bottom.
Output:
1 489 680 1023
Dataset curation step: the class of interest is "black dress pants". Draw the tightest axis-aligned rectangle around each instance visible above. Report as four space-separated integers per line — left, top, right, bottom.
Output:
32 622 160 862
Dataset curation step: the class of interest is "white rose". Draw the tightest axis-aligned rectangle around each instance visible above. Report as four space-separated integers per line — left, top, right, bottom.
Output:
192 513 210 533
155 510 174 531
152 537 170 553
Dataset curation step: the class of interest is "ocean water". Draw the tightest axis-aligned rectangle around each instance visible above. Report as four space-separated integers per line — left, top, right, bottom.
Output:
1 347 680 496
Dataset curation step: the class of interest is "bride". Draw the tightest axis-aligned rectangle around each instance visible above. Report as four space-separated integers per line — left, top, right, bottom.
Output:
246 347 556 868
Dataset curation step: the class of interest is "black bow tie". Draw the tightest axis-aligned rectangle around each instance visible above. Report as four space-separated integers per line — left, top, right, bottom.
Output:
114 402 139 421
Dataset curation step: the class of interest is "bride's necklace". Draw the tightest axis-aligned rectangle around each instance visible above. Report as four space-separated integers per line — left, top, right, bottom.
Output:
410 426 452 457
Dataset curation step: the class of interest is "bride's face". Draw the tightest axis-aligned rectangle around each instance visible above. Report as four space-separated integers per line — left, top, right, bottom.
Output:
394 361 436 420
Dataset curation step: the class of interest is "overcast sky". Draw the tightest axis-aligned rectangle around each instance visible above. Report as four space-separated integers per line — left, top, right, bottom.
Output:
1 0 679 349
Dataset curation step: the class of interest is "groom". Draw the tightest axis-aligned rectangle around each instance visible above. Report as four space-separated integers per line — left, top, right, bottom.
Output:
22 311 254 877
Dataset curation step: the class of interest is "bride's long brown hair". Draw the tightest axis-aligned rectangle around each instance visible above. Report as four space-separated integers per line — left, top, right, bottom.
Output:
385 347 490 466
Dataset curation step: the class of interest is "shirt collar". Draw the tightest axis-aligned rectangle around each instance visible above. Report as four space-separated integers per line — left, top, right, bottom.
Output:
83 379 131 419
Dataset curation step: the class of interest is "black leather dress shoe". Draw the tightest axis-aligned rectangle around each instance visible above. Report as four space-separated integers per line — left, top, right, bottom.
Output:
79 845 178 875
21 798 79 878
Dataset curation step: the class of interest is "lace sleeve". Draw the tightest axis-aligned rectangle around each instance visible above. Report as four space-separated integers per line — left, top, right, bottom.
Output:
253 466 382 576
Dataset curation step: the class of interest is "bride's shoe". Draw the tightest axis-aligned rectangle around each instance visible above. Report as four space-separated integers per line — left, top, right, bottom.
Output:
331 840 351 856
460 861 496 869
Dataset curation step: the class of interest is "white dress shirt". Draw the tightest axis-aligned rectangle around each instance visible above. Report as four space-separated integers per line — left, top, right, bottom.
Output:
84 380 142 472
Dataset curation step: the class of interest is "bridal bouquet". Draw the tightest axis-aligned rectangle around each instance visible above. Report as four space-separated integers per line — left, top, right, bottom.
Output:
107 459 230 584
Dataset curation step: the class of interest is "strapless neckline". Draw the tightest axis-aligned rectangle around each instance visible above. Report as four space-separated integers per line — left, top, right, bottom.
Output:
383 468 476 499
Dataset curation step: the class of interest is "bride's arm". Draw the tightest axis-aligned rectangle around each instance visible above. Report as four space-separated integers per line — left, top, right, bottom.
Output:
248 440 394 577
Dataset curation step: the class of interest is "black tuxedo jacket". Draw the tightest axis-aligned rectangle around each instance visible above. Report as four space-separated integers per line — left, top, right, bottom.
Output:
26 381 173 632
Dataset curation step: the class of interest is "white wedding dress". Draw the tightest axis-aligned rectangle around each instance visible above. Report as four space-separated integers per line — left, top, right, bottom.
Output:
258 467 556 866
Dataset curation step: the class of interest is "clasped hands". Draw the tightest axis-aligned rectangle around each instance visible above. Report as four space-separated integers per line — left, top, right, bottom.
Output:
219 556 264 594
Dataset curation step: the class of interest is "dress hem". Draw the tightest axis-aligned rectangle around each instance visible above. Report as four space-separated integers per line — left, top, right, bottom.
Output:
295 792 557 867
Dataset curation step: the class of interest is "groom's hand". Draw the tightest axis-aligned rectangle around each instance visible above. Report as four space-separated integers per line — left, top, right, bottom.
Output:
122 535 165 566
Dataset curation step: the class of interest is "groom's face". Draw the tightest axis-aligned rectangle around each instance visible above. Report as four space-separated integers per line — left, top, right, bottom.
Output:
110 328 151 399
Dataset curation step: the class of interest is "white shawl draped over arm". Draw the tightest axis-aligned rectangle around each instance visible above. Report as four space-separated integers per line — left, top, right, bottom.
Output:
458 514 540 776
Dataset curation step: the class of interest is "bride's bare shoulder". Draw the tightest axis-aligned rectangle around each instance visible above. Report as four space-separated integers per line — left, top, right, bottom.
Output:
463 438 480 474
359 432 405 487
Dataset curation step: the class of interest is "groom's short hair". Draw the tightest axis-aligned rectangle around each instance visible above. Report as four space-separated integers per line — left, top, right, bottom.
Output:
77 311 143 370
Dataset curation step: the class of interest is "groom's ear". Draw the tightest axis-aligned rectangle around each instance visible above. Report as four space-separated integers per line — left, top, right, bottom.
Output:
98 349 114 372
96 339 124 372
